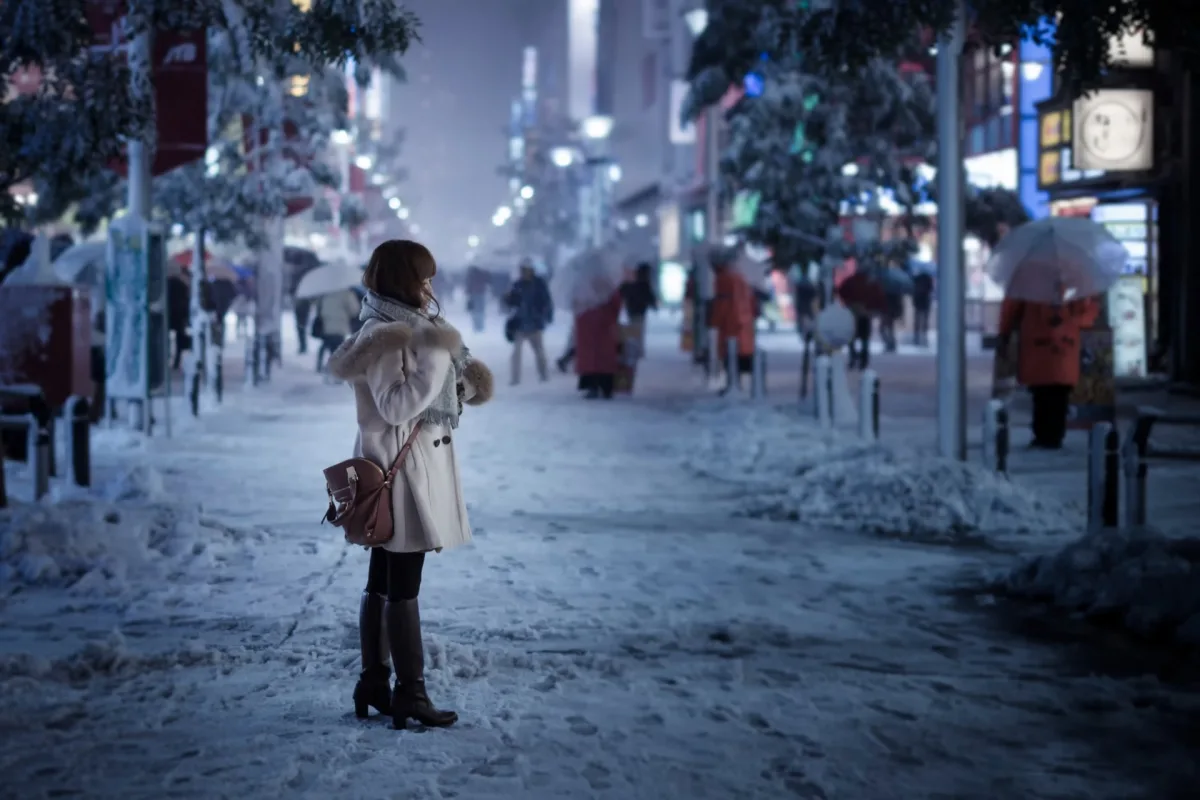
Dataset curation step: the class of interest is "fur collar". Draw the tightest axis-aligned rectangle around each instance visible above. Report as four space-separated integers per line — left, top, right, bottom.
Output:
326 320 463 381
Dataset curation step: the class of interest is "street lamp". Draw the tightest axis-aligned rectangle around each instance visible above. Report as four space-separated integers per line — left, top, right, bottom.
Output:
551 147 575 168
397 208 410 220
608 164 622 182
354 154 373 170
388 197 401 210
520 185 535 200
467 235 480 248
683 8 708 37
331 129 352 145
582 115 614 140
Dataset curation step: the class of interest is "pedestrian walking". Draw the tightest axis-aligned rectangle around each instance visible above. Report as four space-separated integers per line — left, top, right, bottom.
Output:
620 261 658 356
326 238 495 730
504 260 553 385
912 272 934 346
709 252 756 392
313 287 361 376
574 277 622 399
997 293 1099 449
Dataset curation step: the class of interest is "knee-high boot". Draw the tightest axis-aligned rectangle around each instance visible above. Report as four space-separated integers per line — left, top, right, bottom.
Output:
352 592 392 718
385 598 457 729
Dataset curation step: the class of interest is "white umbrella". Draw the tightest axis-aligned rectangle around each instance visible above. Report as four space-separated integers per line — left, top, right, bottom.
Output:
52 241 108 286
986 217 1128 304
552 248 625 313
294 261 362 300
815 304 855 349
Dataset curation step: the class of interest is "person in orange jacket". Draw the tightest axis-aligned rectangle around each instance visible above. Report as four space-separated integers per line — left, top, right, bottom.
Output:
709 255 756 392
997 294 1100 449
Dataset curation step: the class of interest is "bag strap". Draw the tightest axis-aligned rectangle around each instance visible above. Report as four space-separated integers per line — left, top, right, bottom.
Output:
384 422 423 486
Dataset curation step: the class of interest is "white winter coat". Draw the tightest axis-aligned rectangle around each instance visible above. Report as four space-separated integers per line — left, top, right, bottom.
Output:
326 318 494 553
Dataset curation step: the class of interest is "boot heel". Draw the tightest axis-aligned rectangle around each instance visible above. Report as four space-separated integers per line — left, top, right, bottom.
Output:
354 697 369 719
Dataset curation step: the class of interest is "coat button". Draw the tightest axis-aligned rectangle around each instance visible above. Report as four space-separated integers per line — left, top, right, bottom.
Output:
432 439 440 447
442 435 451 445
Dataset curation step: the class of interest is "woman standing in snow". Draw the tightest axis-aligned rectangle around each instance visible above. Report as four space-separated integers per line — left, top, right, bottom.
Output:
327 239 494 729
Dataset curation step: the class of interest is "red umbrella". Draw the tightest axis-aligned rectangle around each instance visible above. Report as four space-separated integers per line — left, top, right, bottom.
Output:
836 271 888 315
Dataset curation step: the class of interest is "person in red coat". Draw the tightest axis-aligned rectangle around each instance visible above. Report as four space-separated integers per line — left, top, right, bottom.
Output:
998 295 1099 449
574 285 623 399
709 258 756 391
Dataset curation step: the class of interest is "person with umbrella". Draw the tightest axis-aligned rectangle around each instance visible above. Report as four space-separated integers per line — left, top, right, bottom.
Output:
296 260 366 375
569 251 625 399
709 248 757 392
991 217 1125 449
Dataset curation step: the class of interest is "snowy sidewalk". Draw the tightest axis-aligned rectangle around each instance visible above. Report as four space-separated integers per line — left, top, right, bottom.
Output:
1 321 1198 799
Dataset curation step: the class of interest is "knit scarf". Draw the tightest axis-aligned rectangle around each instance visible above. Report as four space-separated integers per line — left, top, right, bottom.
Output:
359 291 468 429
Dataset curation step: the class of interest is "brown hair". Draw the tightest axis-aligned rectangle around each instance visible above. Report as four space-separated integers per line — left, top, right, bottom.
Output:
362 239 441 318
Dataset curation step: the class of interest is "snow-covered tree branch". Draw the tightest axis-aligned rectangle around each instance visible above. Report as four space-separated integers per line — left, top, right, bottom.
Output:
721 54 934 270
686 0 1185 107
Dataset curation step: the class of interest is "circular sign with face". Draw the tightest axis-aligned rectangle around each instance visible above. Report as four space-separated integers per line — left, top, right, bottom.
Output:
1079 100 1146 166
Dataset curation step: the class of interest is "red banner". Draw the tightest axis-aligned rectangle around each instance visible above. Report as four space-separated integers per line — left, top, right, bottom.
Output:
87 1 208 177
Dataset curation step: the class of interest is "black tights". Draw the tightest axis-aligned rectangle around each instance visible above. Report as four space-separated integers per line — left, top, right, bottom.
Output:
365 549 426 601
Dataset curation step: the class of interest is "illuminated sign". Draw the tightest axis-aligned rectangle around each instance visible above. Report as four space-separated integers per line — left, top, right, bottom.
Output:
1072 89 1154 171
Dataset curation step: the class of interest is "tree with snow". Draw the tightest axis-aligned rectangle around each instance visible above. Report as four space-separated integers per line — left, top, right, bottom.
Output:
0 2 148 224
686 0 1179 103
5 0 419 235
718 52 934 272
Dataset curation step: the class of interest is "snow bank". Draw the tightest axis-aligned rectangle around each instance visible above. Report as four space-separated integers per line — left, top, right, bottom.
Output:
993 527 1200 646
685 400 1079 544
0 630 229 682
0 465 256 594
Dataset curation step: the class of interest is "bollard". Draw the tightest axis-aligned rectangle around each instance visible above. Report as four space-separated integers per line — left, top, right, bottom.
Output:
706 328 720 379
27 414 50 500
858 369 880 440
1103 428 1120 528
64 396 91 488
213 346 225 403
799 338 811 399
814 356 832 427
995 405 1010 474
1087 423 1112 533
982 399 1010 473
982 403 996 468
1122 426 1150 528
751 350 767 399
726 337 741 394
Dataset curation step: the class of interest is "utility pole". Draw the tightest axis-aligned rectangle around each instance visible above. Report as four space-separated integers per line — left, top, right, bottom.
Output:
126 30 153 222
935 0 967 460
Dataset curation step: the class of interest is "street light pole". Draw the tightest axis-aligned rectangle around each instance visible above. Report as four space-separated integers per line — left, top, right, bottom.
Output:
935 1 967 460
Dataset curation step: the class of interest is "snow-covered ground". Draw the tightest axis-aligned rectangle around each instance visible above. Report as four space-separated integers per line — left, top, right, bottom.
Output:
2 312 1198 799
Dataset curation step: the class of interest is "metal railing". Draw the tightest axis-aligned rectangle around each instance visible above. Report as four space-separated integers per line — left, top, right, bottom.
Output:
981 399 1011 475
0 385 91 507
1121 406 1200 528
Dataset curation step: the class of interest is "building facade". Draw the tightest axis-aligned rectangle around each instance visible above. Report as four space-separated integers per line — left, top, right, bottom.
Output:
1034 31 1162 379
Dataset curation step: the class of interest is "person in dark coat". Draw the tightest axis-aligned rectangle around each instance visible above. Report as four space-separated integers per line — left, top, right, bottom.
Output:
167 275 192 370
620 262 658 359
911 272 934 346
504 261 554 384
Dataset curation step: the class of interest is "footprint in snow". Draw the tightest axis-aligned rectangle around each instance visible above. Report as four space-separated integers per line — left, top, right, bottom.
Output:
566 715 598 736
